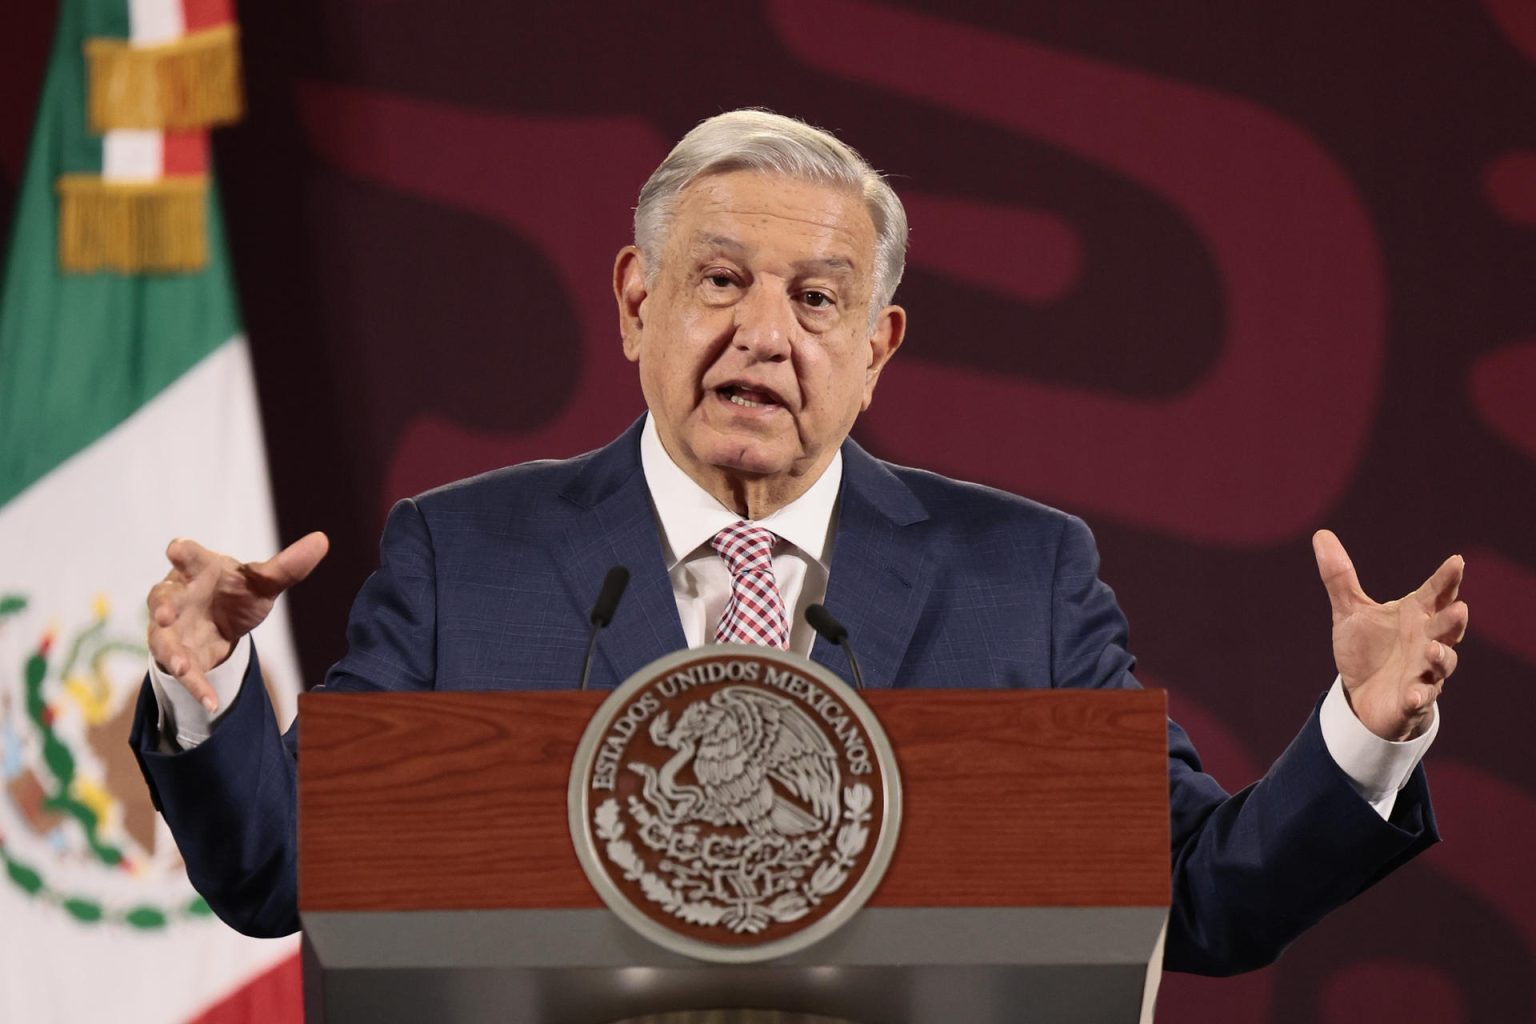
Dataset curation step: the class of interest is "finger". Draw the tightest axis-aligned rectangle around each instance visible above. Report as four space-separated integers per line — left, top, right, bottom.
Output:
1425 639 1459 681
147 633 220 712
151 598 178 627
146 581 183 626
161 565 193 585
147 626 177 672
243 531 330 597
1312 530 1367 618
1428 601 1469 645
178 666 220 713
165 537 216 577
1404 678 1443 716
1414 553 1465 612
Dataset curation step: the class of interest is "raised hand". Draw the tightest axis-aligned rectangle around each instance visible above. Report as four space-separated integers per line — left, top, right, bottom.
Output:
1312 529 1467 741
146 532 330 712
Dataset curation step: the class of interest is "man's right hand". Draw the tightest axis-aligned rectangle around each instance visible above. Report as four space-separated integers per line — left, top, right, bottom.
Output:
146 532 329 712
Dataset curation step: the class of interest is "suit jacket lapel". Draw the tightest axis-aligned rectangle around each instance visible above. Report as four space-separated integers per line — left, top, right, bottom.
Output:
556 419 686 688
811 439 931 690
555 422 931 691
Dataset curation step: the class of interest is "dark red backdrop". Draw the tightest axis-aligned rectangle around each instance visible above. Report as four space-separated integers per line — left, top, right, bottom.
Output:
5 2 1534 1021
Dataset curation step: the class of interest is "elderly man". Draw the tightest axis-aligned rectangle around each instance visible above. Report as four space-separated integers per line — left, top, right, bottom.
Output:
133 110 1465 974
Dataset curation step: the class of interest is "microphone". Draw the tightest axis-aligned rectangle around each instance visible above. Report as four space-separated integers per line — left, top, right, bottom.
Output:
805 603 865 691
578 566 630 691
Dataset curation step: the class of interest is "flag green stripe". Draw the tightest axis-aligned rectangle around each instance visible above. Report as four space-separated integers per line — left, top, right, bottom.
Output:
43 0 105 179
83 0 131 42
0 0 241 508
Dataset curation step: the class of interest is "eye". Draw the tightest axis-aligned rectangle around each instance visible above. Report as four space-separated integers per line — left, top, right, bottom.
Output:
801 290 834 309
698 269 742 305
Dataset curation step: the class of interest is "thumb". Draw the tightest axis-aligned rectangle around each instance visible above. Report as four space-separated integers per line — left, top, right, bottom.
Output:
1312 529 1365 619
242 531 330 597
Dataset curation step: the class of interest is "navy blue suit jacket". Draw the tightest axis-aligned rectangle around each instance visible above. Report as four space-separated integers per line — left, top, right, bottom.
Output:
131 418 1437 974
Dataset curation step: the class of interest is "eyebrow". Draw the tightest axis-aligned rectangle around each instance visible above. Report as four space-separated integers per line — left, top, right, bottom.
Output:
690 235 859 279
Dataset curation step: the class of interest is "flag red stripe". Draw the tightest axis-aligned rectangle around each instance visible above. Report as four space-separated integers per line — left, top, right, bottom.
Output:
183 952 302 1024
181 0 234 32
161 131 209 175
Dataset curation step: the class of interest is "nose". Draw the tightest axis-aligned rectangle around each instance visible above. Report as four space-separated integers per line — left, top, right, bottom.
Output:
731 283 794 362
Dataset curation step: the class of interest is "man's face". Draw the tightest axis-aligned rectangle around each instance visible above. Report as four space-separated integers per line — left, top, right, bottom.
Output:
616 170 904 508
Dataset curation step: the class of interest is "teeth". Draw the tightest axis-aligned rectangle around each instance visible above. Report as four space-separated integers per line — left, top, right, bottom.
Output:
727 392 768 409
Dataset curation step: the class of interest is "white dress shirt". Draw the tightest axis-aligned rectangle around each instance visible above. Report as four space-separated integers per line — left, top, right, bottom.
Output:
638 413 839 656
150 413 1436 819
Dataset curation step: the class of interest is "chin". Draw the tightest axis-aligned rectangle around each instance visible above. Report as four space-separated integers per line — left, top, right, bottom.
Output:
693 436 790 478
708 451 791 478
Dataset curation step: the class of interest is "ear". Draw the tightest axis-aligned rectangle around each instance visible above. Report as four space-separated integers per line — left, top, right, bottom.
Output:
614 245 649 363
860 304 907 410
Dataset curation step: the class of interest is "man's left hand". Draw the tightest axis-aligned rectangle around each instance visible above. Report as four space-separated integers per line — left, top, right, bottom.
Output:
1313 529 1467 742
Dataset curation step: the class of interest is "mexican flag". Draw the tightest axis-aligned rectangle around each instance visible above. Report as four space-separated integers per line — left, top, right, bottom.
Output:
0 1 302 1020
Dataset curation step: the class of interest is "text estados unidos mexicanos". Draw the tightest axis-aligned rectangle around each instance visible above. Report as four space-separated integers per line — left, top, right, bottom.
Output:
590 660 874 790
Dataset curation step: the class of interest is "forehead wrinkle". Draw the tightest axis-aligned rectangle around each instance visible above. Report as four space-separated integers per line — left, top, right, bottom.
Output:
687 233 748 259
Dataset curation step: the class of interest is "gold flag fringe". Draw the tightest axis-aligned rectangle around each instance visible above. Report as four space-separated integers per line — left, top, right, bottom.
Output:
57 175 207 273
85 24 243 133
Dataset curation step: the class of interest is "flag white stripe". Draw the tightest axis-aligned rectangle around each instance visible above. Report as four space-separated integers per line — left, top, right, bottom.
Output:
102 129 164 181
130 0 184 45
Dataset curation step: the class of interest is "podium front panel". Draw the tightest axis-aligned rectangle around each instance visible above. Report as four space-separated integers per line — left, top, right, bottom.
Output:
299 688 1169 1023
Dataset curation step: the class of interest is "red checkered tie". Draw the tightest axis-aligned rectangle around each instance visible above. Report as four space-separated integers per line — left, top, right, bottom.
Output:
712 521 790 649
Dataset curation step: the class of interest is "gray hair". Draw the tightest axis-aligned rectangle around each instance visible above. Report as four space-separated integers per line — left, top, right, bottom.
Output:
634 109 909 315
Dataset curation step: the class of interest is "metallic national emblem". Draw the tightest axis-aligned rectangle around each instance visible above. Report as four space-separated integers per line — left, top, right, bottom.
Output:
569 646 902 963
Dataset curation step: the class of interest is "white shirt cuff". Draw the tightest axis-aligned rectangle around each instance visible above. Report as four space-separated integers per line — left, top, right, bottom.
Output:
147 634 252 751
1319 675 1438 820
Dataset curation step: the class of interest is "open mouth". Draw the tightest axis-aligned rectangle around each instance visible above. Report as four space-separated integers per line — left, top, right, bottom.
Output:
716 383 785 411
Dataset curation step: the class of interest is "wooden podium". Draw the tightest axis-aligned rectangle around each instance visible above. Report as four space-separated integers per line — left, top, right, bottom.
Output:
298 689 1170 1024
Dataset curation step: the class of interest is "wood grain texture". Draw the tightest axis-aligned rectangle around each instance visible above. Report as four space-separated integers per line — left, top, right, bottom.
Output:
298 689 1169 912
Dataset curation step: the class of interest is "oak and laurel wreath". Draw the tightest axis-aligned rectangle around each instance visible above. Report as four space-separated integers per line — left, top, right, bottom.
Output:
0 594 212 929
594 782 875 934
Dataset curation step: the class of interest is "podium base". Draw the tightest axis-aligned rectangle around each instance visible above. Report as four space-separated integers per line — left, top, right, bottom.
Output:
303 906 1165 1023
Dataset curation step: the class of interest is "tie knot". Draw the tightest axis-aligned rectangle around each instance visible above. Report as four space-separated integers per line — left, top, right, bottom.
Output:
712 521 776 576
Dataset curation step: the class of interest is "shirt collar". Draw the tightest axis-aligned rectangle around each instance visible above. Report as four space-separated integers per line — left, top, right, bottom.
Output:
640 413 842 570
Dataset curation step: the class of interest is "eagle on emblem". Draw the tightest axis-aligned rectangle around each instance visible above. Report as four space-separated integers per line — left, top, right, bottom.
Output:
631 686 840 837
